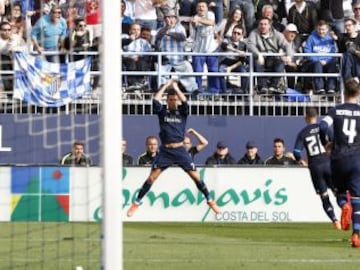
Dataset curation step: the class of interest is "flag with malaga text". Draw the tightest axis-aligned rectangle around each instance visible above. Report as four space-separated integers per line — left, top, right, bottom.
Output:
14 52 91 107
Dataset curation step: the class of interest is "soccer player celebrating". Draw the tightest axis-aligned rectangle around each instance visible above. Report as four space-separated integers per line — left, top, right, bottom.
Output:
293 107 340 230
319 78 360 247
127 79 220 217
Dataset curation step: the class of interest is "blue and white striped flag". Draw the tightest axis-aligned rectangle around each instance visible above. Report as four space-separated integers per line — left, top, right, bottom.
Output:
14 52 92 107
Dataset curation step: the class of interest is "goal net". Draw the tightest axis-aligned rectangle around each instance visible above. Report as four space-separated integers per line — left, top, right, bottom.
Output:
0 0 122 269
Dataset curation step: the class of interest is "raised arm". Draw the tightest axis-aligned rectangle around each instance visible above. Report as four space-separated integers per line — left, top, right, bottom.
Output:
172 80 187 103
187 128 208 152
154 79 174 101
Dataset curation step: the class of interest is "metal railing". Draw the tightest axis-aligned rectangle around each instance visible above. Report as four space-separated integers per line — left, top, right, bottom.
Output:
0 51 344 116
121 51 344 116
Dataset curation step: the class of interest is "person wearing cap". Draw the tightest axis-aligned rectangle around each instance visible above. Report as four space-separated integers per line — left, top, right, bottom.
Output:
287 0 318 44
283 23 303 90
293 107 340 231
205 141 237 165
238 141 264 165
154 9 199 95
337 17 360 81
303 20 338 95
265 137 297 165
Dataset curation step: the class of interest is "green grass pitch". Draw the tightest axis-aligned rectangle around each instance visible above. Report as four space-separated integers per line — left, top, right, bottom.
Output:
0 222 359 269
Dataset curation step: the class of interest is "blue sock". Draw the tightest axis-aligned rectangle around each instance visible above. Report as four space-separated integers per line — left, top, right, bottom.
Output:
320 194 337 222
195 180 210 201
351 198 360 234
136 179 153 204
336 193 348 208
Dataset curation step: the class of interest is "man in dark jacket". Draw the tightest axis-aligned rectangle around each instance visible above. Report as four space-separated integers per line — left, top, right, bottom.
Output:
238 141 264 165
205 141 237 165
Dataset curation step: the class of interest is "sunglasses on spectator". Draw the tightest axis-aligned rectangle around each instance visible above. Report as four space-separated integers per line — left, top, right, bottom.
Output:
78 24 86 27
354 7 360 11
52 11 61 14
1 28 11 31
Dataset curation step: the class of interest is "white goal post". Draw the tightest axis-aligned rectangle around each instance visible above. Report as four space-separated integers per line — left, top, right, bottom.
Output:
102 0 122 269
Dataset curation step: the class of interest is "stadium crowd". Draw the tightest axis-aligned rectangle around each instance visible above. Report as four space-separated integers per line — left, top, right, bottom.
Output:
0 0 358 102
121 0 360 99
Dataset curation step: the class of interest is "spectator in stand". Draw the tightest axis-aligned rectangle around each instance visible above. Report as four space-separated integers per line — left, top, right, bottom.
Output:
256 0 288 26
283 23 303 90
137 135 159 166
184 128 208 161
122 23 153 89
205 141 237 165
238 140 264 165
303 20 338 95
258 4 285 33
247 17 292 94
5 2 26 41
229 0 255 34
140 26 154 46
265 137 297 165
215 7 247 42
155 10 198 95
124 0 136 21
67 17 91 62
0 20 26 97
319 0 344 35
338 17 360 81
353 1 360 32
121 0 133 35
31 5 67 63
122 139 134 165
60 141 92 166
218 25 248 94
154 0 178 29
60 0 81 32
179 0 196 17
85 0 101 44
206 0 223 25
287 0 318 44
135 0 158 31
190 0 220 94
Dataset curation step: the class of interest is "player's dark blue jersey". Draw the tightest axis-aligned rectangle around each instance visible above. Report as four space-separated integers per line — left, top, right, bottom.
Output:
294 123 329 164
320 103 360 160
153 99 189 145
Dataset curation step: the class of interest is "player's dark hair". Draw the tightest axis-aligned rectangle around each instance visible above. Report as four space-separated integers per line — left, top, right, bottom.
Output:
305 107 318 118
145 135 158 145
273 137 285 145
196 0 208 6
345 78 360 97
167 88 177 96
73 141 84 148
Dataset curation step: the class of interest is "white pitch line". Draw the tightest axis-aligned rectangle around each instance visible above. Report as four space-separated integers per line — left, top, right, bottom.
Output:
125 258 360 263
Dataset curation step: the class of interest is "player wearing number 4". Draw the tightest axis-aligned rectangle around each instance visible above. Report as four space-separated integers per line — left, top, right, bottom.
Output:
319 78 360 248
127 79 220 217
293 107 340 230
